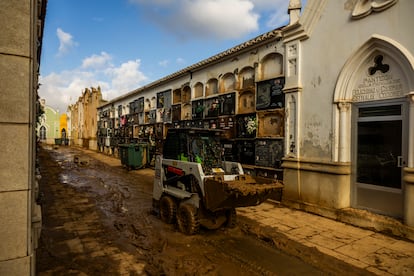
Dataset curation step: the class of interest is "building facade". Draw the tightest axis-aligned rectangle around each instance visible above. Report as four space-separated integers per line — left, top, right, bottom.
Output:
68 86 107 150
281 0 414 229
82 0 413 237
0 0 46 274
97 28 287 183
37 99 65 144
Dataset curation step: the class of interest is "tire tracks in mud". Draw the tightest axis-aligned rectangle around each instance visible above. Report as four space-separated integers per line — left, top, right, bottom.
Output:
76 148 324 275
71 151 272 275
38 146 325 275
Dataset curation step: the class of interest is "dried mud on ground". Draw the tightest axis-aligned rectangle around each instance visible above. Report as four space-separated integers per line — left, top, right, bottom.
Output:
36 146 324 275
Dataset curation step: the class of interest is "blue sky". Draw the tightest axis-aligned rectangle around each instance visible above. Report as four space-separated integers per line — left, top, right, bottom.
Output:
39 0 306 112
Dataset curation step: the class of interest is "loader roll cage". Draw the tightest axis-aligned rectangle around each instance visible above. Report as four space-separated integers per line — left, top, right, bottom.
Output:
162 128 223 174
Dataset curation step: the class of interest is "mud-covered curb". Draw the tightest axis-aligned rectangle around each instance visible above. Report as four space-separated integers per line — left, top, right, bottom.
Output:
237 215 375 276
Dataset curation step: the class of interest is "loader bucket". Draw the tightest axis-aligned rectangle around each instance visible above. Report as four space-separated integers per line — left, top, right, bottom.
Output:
203 174 283 212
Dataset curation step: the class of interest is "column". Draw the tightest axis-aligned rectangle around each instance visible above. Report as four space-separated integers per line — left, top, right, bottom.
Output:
338 102 351 163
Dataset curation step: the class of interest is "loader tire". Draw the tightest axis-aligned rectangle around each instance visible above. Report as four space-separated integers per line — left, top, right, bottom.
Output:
160 195 177 224
177 204 199 235
225 208 237 228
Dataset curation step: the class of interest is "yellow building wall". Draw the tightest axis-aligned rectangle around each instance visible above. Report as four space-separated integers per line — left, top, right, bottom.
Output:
59 114 68 139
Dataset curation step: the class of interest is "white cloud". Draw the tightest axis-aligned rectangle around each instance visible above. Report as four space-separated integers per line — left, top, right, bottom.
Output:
130 0 259 40
39 54 148 113
181 0 259 39
105 60 148 97
82 51 112 69
56 28 77 56
129 0 307 40
39 71 97 112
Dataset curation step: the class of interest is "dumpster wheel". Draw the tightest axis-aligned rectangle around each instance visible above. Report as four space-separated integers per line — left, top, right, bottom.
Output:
177 203 199 235
159 195 177 224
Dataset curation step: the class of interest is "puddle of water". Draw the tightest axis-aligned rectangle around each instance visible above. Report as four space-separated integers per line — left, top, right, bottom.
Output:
60 174 69 184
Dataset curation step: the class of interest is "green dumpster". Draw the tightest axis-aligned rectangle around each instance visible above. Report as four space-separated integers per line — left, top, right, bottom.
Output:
118 144 129 166
54 138 62 145
118 143 149 169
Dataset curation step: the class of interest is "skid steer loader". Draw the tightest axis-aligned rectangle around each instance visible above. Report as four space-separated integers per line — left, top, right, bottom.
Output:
153 128 283 235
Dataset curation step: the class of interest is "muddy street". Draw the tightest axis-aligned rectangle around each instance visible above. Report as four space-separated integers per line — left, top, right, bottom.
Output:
36 146 325 275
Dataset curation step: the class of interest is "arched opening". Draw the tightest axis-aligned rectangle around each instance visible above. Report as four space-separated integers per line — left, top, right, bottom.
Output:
173 88 181 104
206 78 218 96
151 97 156 109
239 67 255 89
61 128 67 145
194 82 204 98
40 126 46 141
220 73 236 93
334 35 414 219
61 128 66 139
260 53 283 81
182 86 191 103
145 99 151 111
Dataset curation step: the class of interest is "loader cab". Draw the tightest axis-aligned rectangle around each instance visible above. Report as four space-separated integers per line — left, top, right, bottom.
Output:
162 128 223 173
162 129 189 160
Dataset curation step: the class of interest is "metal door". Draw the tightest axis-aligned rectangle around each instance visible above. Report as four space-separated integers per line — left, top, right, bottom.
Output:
353 101 407 218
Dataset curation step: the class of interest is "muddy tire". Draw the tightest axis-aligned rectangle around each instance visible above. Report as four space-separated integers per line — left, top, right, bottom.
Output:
225 208 237 228
159 195 177 224
177 204 199 235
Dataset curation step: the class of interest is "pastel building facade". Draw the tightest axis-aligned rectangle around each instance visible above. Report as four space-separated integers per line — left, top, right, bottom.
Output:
37 99 65 144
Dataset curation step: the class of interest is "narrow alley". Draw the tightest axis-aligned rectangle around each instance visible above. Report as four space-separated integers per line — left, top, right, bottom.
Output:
36 145 324 275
